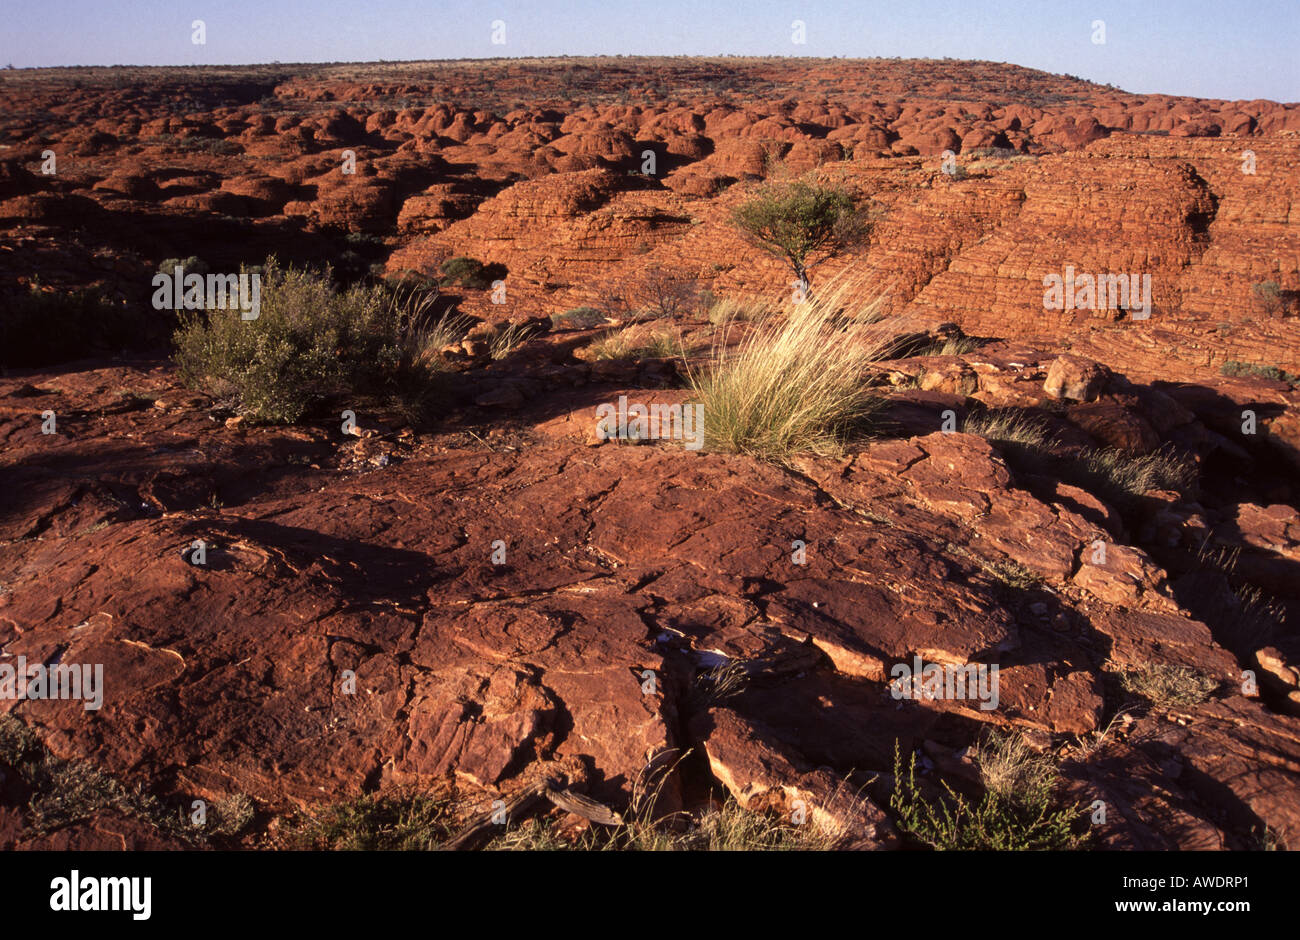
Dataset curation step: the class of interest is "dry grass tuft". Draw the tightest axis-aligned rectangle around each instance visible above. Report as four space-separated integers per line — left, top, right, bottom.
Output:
1119 663 1219 708
685 269 893 457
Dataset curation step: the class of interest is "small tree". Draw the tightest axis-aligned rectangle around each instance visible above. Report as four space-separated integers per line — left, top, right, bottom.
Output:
601 267 699 321
1253 280 1285 317
731 179 870 296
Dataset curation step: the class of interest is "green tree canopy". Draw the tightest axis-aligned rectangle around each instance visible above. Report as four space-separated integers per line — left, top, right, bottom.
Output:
731 180 870 292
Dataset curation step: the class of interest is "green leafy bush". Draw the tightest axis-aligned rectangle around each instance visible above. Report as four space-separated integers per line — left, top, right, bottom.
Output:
889 742 1085 851
731 178 870 292
438 256 506 290
173 259 442 423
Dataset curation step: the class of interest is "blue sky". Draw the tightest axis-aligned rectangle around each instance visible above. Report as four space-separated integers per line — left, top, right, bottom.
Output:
3 0 1296 102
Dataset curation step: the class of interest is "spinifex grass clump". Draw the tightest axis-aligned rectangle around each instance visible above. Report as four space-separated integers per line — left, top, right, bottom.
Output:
174 259 447 423
961 408 1055 449
587 325 687 361
1119 663 1219 709
686 271 890 457
1078 446 1197 502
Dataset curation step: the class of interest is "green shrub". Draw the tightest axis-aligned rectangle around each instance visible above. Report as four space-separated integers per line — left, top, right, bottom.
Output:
889 742 1085 851
1220 360 1297 384
1252 280 1284 315
438 256 506 290
173 259 443 424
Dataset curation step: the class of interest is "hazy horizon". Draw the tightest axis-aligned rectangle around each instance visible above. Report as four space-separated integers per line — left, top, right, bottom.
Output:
2 0 1296 103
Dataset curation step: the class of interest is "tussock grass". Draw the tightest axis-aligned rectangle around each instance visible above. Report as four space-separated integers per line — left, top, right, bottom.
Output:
400 304 471 371
488 320 542 361
688 660 749 710
489 797 834 851
705 296 762 326
971 730 1058 806
1179 541 1284 655
1119 663 1219 709
551 306 607 330
920 335 982 357
587 326 686 361
1081 447 1197 499
685 270 892 457
962 408 1056 449
959 407 1199 508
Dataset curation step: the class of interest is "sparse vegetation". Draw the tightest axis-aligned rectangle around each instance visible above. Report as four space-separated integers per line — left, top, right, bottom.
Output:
587 326 686 361
1252 280 1285 316
287 789 453 850
551 306 607 330
489 795 835 851
1220 360 1297 384
890 741 1085 851
959 407 1198 508
0 715 191 840
1176 542 1284 656
438 256 506 290
980 556 1046 591
487 320 542 360
920 334 981 356
971 730 1059 806
286 774 831 852
1079 447 1197 500
961 408 1055 449
0 287 156 369
602 267 700 321
1119 663 1219 708
705 296 760 326
690 660 749 708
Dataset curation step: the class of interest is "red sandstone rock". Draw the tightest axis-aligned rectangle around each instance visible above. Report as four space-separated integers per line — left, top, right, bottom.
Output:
1 58 1299 852
1045 355 1109 402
